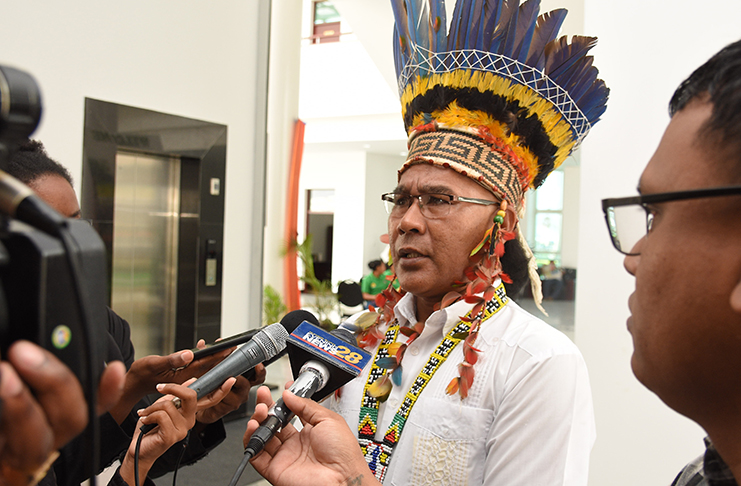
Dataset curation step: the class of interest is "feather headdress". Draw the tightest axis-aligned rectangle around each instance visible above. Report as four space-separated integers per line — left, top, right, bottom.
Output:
391 0 608 206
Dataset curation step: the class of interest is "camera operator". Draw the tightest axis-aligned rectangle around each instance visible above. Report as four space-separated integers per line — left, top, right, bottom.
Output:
0 340 125 486
7 140 266 485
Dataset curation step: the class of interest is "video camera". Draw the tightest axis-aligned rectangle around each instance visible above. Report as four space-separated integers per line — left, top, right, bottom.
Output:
0 64 108 479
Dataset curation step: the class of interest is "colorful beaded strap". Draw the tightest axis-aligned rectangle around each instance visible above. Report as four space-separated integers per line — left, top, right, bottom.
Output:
358 283 508 482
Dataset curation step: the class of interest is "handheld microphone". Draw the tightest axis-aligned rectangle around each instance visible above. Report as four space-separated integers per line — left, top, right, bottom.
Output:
140 310 320 434
242 320 371 460
191 309 315 360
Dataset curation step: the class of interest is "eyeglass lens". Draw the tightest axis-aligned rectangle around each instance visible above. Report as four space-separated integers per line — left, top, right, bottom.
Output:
607 204 648 254
384 194 452 218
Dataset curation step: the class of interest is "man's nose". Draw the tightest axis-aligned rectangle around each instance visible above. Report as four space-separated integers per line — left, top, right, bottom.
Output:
397 197 426 233
623 237 644 276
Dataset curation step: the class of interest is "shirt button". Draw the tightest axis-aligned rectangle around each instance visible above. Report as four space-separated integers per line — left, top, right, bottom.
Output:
409 346 419 356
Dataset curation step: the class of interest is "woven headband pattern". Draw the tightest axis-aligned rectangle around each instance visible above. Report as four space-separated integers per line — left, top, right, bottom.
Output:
402 130 524 204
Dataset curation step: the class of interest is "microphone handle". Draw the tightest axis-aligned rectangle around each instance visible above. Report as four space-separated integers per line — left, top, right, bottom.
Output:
190 338 268 400
139 339 268 435
243 361 329 458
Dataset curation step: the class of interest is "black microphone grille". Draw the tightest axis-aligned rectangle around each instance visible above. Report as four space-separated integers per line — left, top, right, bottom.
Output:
280 309 320 333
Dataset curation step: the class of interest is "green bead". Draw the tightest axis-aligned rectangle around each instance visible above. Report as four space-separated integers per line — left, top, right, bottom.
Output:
494 215 504 224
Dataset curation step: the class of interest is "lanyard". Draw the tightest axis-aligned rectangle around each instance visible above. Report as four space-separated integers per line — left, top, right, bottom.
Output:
358 283 508 482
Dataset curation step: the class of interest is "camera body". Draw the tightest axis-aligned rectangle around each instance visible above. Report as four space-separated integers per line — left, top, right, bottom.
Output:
0 64 106 395
0 219 108 386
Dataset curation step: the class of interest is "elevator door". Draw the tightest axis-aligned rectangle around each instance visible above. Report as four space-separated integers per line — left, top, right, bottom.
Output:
111 152 181 357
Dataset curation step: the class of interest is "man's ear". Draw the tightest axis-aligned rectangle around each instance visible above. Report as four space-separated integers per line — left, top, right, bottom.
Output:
501 203 518 232
731 278 741 313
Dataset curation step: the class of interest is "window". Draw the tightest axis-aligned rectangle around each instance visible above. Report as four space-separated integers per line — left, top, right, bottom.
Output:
528 170 564 265
312 1 342 44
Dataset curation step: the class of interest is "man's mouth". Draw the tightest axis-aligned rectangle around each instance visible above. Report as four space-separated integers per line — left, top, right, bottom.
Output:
398 248 425 259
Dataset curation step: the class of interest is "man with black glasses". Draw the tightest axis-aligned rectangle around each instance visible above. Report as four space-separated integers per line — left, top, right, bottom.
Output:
602 39 741 485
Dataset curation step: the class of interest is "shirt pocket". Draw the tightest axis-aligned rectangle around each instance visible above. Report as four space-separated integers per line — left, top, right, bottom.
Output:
390 396 494 486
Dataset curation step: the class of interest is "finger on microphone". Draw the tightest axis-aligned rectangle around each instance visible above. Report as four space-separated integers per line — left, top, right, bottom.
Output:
281 389 330 427
242 386 274 448
196 376 236 412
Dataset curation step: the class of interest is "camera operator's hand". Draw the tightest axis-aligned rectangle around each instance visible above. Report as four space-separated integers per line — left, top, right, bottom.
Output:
0 340 126 486
108 345 230 425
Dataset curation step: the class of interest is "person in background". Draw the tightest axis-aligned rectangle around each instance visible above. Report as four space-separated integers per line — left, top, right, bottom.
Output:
360 259 388 308
7 139 265 486
601 39 741 485
541 260 564 300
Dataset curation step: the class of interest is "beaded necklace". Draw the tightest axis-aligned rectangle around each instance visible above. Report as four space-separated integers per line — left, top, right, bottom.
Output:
357 282 509 482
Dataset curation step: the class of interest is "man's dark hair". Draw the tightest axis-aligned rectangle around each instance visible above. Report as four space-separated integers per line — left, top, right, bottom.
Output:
500 238 530 297
669 39 741 157
368 259 384 271
7 139 73 186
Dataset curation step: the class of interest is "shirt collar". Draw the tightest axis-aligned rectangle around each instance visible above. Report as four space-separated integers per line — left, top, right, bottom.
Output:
394 291 476 337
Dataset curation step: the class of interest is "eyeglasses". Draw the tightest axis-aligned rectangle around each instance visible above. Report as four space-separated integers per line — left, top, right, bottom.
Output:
601 185 741 255
381 192 498 219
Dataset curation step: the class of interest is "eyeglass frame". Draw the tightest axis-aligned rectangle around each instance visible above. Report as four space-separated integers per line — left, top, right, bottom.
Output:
381 192 499 219
601 185 741 255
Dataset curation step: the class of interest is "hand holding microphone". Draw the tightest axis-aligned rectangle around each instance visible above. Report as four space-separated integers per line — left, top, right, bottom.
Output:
140 310 319 435
239 320 371 469
243 387 381 486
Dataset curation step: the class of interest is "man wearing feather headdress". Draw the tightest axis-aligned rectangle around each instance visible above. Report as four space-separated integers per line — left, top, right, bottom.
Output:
601 40 741 485
244 0 608 484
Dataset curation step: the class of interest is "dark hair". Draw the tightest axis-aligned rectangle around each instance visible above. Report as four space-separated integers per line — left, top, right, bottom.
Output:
669 39 741 162
500 238 530 297
368 259 384 271
7 139 73 186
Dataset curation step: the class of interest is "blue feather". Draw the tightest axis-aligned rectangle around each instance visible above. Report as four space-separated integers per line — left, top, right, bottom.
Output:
500 0 520 57
376 357 398 369
546 35 597 81
480 0 503 50
581 81 609 123
560 57 595 101
488 0 517 53
391 365 403 386
511 0 540 62
390 0 411 74
428 0 447 53
464 0 485 49
525 9 566 70
447 0 466 50
393 25 404 79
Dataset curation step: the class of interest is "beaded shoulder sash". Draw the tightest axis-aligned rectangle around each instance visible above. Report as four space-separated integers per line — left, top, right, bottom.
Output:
357 283 508 482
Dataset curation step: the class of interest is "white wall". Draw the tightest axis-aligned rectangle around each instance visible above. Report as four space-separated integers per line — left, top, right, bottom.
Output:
561 164 581 269
299 150 367 285
261 0 305 318
578 1 741 483
0 1 271 337
363 152 404 272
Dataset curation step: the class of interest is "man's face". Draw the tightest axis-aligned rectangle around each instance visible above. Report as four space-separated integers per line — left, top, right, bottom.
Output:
624 100 741 417
29 174 81 218
389 164 498 305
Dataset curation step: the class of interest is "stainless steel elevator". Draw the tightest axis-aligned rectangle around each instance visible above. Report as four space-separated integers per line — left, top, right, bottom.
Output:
111 152 181 357
81 99 228 355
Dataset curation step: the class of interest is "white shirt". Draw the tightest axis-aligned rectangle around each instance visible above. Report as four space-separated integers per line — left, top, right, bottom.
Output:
328 292 595 485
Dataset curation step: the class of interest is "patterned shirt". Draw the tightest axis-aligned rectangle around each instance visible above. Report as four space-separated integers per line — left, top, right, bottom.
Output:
672 437 738 486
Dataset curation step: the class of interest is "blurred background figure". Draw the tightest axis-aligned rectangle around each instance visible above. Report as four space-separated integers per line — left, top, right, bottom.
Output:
541 260 564 301
360 259 387 308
